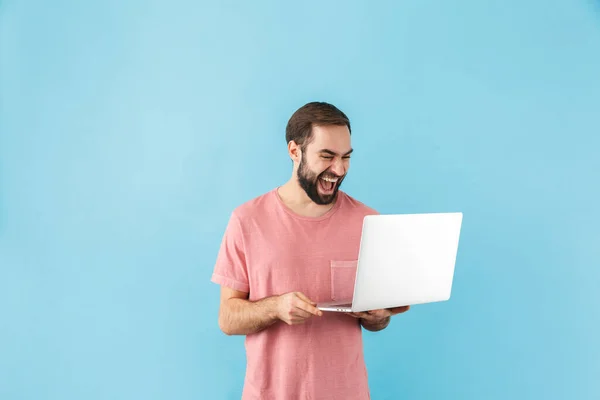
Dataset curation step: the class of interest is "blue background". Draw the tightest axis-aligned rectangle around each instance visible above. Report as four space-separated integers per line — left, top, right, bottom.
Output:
1 1 599 399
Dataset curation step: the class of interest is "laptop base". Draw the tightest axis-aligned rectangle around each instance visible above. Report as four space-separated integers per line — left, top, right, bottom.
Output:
317 301 353 312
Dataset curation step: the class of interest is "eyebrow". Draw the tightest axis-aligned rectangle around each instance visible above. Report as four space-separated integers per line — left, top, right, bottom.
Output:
318 148 354 156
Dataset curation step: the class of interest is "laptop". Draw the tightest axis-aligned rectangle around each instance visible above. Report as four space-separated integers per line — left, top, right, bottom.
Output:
317 212 463 312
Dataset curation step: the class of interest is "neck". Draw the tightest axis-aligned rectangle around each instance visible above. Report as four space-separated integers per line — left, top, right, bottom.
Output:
277 178 337 218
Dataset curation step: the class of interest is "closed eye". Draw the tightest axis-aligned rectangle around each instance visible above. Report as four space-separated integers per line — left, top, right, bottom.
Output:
318 148 353 159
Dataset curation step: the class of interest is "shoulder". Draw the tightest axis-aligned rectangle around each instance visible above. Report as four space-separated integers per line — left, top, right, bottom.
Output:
229 188 277 223
338 191 379 216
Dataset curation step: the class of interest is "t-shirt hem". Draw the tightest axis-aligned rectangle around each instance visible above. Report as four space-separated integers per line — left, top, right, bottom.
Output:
211 273 250 293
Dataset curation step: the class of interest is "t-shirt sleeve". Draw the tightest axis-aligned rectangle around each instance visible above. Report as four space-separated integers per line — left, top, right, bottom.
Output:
211 211 250 293
367 206 380 216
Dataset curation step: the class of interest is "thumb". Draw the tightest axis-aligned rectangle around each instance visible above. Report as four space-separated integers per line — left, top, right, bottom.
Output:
295 292 316 305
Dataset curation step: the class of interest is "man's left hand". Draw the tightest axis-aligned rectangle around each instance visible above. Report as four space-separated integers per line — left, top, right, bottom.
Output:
348 306 410 331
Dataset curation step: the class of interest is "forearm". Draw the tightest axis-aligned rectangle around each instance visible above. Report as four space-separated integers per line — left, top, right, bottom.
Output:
360 316 391 332
219 296 280 335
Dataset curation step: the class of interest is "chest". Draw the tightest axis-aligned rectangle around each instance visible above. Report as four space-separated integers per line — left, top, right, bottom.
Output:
244 218 364 302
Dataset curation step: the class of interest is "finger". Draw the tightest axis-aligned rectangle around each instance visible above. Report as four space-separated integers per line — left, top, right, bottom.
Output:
294 293 322 316
361 315 383 323
285 318 306 325
291 306 313 319
299 302 323 317
295 292 317 306
389 305 410 315
293 296 322 316
365 309 391 319
349 312 369 319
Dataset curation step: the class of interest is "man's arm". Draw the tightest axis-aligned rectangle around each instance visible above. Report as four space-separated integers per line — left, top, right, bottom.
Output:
218 286 322 335
218 287 279 335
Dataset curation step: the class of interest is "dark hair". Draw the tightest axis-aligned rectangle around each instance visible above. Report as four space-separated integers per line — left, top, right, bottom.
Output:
285 102 351 150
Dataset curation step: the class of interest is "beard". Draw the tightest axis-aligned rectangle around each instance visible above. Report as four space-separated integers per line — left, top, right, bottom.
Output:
297 153 345 205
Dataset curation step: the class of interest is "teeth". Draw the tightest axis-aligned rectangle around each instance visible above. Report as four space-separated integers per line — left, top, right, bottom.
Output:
321 177 338 183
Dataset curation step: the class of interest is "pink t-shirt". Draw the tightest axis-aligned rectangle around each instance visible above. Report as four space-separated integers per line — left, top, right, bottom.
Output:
211 188 378 399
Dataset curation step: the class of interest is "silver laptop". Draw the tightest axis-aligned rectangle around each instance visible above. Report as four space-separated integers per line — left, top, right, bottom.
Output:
317 212 463 312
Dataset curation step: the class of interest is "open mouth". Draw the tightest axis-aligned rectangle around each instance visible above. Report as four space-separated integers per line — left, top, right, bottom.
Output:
318 176 338 194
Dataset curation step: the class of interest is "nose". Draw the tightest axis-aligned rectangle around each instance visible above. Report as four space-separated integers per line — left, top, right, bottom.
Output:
330 157 345 177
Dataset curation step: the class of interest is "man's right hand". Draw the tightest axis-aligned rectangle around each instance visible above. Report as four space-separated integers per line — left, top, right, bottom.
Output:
275 292 323 325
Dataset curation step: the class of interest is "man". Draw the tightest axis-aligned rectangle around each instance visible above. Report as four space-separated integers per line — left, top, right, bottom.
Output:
211 102 410 399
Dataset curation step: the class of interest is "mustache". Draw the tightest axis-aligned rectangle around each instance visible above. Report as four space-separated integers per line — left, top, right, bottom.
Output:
318 171 344 180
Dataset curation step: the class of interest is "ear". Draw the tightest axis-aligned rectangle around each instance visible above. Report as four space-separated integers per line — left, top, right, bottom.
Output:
288 140 301 162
